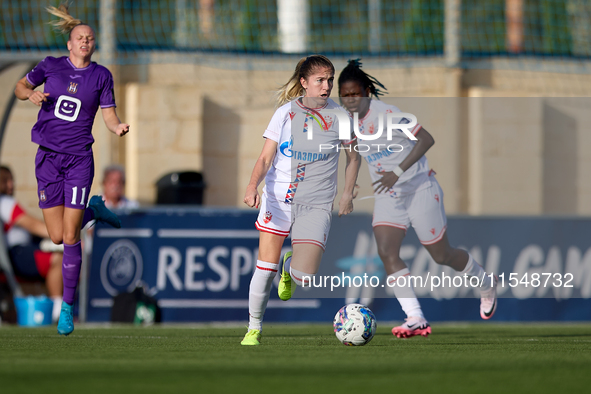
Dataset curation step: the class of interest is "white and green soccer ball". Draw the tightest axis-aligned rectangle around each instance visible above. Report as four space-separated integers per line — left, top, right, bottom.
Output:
333 303 377 346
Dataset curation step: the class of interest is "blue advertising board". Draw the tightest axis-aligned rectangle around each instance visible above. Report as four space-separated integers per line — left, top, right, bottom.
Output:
87 208 591 323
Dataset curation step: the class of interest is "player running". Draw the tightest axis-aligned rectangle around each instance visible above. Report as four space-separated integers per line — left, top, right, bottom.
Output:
241 55 361 345
14 4 128 336
337 60 498 338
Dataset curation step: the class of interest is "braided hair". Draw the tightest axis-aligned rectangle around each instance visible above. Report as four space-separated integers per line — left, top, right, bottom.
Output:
338 59 387 98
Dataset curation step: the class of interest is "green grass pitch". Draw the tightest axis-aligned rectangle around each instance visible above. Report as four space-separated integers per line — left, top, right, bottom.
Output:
2 323 591 394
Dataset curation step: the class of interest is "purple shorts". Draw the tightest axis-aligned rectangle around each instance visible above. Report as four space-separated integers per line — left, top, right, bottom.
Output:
35 147 94 210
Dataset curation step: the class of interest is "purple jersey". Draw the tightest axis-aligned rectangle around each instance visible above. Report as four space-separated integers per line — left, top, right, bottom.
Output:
26 56 116 156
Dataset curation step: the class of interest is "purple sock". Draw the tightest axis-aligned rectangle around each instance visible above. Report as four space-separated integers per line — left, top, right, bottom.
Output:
81 207 95 228
62 241 82 305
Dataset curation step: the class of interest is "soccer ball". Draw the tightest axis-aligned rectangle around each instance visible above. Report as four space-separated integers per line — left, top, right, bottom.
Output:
333 303 377 346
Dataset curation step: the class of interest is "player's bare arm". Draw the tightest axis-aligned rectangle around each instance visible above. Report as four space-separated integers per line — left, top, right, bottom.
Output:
373 127 435 194
244 138 277 209
14 213 50 239
14 76 49 106
338 140 361 216
101 106 130 137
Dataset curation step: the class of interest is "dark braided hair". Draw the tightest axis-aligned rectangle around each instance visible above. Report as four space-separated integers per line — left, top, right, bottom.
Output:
338 59 387 98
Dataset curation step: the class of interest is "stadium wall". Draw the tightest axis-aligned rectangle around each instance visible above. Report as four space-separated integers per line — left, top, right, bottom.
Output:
2 55 591 216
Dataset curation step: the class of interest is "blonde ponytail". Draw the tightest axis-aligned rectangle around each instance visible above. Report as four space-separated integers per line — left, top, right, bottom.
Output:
46 3 83 35
275 57 307 107
275 55 335 107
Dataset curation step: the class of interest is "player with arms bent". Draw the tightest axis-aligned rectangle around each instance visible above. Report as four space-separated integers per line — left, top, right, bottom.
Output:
242 55 361 345
14 4 128 336
338 60 498 338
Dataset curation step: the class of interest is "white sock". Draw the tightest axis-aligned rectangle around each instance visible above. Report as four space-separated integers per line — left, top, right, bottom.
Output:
460 254 492 291
51 296 62 323
387 269 424 319
248 260 279 331
290 267 314 287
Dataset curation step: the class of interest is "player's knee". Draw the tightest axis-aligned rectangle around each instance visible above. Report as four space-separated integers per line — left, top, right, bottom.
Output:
49 234 63 245
377 244 398 263
62 232 80 245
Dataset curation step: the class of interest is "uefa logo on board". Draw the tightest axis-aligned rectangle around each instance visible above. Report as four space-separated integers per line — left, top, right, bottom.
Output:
100 239 144 296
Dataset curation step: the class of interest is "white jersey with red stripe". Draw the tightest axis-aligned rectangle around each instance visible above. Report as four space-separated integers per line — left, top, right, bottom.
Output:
0 195 32 248
263 98 353 208
357 100 430 196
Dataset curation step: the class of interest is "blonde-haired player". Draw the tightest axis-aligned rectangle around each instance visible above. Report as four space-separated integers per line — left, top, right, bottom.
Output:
241 55 361 345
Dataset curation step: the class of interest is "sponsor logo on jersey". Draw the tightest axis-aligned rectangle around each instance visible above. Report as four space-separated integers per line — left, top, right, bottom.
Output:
263 211 272 224
434 194 439 203
280 136 293 157
39 190 46 202
323 114 334 129
289 111 295 120
430 228 436 235
55 95 82 122
68 82 78 94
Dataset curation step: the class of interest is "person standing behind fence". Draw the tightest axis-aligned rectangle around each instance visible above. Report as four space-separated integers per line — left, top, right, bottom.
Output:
241 55 361 345
337 60 498 338
14 4 128 336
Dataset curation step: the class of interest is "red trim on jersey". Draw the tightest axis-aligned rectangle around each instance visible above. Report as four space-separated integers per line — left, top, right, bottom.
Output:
359 108 372 122
295 99 329 111
372 222 408 231
296 100 329 130
255 221 289 237
34 250 52 277
292 239 326 250
255 265 278 273
411 124 422 136
341 136 357 146
4 203 26 232
420 226 447 245
11 203 25 223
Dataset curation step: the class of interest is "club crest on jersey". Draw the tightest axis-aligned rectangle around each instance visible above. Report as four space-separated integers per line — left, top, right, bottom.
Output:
263 211 272 224
324 115 334 130
68 82 78 94
40 190 46 202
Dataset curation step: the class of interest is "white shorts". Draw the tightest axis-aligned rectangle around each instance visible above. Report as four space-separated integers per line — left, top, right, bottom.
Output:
255 195 331 250
372 178 447 245
255 195 291 237
291 204 332 250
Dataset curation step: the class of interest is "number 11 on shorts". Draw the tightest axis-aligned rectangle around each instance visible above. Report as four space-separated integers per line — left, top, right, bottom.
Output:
71 186 87 206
